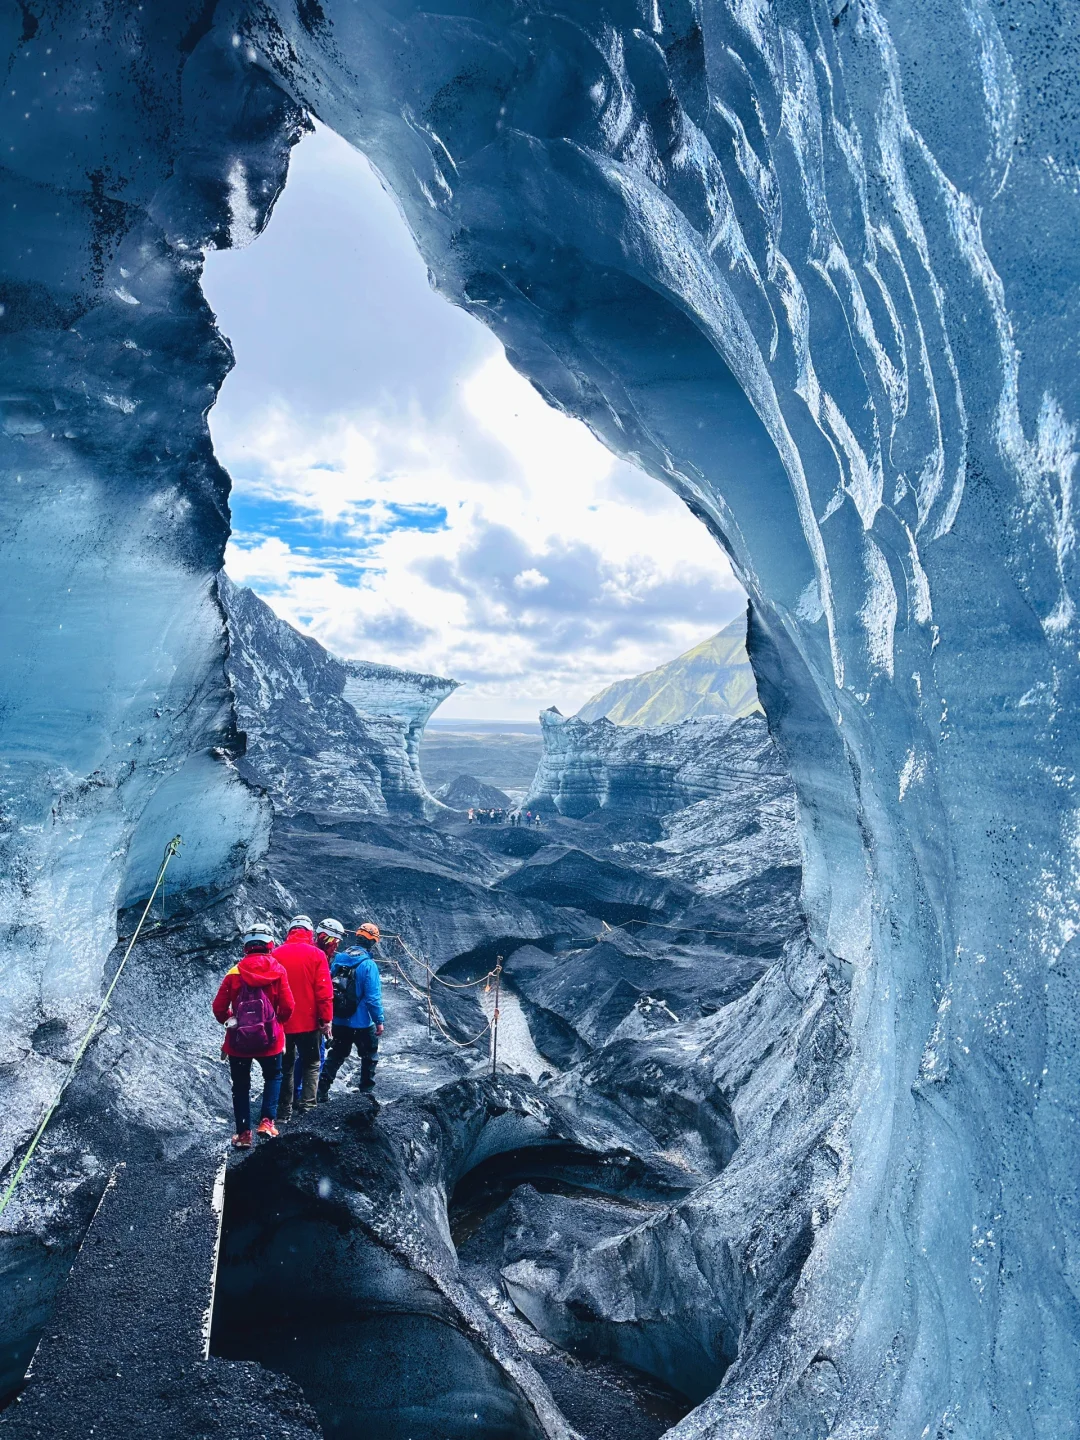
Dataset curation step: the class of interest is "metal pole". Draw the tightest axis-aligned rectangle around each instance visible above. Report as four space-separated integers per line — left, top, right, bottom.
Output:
426 953 432 1040
491 958 502 1078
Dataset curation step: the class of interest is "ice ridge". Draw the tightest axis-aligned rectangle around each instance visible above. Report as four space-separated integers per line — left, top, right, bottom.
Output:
220 574 455 819
2 3 1080 1435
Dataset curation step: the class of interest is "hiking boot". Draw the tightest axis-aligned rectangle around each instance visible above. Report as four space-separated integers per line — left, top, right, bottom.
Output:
316 1089 329 1104
255 1118 279 1140
231 1130 253 1150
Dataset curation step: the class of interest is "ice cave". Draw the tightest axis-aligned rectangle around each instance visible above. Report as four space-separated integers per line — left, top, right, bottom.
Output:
1 2 1079 1438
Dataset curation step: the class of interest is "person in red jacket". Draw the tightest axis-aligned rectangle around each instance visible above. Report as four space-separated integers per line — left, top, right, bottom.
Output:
273 914 333 1123
213 925 294 1148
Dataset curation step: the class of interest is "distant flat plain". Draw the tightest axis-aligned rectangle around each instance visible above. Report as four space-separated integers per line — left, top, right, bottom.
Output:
420 719 544 794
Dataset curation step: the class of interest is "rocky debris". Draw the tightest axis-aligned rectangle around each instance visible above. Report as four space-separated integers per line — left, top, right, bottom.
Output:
436 774 514 811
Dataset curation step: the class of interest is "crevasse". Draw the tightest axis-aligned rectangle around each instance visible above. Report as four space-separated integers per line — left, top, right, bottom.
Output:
1 2 1078 1435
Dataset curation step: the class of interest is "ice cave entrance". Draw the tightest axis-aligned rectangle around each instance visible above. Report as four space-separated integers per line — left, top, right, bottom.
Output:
192 119 756 1440
200 120 749 733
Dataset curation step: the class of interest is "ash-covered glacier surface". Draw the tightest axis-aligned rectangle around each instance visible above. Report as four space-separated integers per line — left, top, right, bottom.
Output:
0 586 469 1412
2 2 1080 1437
221 574 456 819
1 606 812 1440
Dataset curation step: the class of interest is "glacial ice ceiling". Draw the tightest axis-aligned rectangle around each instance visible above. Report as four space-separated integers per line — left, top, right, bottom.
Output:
1 1 1079 1437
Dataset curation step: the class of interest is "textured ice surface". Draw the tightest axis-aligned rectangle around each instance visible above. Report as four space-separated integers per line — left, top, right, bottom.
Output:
526 709 790 823
221 574 455 818
2 2 1080 1434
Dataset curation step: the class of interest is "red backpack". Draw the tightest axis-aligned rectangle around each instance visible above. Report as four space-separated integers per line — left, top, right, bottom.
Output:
231 982 277 1055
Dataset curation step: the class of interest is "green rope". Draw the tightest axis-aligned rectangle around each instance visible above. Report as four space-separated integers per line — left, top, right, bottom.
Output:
0 835 183 1221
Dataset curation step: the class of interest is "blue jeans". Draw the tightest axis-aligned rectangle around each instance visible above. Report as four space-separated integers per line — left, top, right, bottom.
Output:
228 1053 283 1132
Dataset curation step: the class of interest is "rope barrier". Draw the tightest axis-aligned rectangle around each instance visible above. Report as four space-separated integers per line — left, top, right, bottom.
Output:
381 939 496 1052
0 835 183 1221
383 933 499 991
371 902 783 1063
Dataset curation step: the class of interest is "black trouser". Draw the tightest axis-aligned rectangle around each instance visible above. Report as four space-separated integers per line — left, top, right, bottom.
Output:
228 1053 283 1133
319 1024 378 1093
278 1030 321 1119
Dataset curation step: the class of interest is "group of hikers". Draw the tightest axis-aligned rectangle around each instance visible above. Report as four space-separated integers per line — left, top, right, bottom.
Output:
212 915 384 1150
468 807 543 827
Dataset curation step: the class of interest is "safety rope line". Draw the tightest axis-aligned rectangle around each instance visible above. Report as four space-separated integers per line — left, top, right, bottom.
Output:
382 933 499 990
0 835 183 1221
380 935 497 1051
391 949 494 1050
563 916 788 943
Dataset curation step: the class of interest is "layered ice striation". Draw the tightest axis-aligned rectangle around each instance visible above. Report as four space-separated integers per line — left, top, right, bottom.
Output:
526 708 790 821
221 574 455 818
2 1 1080 1435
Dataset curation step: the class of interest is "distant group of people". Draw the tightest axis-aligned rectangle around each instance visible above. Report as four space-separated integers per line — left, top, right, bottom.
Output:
467 808 543 827
212 915 384 1149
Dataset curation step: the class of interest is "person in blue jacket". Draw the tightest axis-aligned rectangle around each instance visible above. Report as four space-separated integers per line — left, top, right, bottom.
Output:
318 920 385 1098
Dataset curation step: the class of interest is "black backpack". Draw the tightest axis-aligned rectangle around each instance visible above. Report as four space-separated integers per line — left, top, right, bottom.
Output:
331 958 360 1020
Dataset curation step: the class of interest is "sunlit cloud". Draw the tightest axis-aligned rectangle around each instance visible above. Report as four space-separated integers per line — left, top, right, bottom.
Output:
206 123 744 719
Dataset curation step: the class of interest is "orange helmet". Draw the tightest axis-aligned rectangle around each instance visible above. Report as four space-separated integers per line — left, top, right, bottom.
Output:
355 921 381 944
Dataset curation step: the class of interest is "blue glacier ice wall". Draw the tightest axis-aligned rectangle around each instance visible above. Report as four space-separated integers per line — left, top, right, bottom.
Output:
0 6 307 1177
220 574 456 816
2 1 1079 1434
525 707 787 820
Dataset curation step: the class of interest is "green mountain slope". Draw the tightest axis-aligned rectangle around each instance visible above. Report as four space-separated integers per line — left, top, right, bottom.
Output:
576 613 761 727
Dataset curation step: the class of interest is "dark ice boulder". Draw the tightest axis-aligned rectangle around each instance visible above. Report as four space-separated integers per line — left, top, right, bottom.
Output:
435 774 512 811
497 848 687 924
501 935 764 1061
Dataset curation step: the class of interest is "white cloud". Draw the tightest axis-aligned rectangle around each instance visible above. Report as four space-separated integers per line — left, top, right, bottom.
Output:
206 123 745 721
219 351 744 717
513 569 549 592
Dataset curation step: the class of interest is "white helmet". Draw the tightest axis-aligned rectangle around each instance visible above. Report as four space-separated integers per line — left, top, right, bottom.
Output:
242 924 276 951
286 914 313 933
316 918 345 940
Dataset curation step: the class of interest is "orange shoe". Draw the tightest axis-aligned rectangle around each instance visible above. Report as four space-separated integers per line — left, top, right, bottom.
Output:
256 1118 279 1140
231 1130 253 1149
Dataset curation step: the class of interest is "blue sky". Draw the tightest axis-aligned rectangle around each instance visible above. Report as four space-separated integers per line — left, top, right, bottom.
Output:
202 123 745 720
